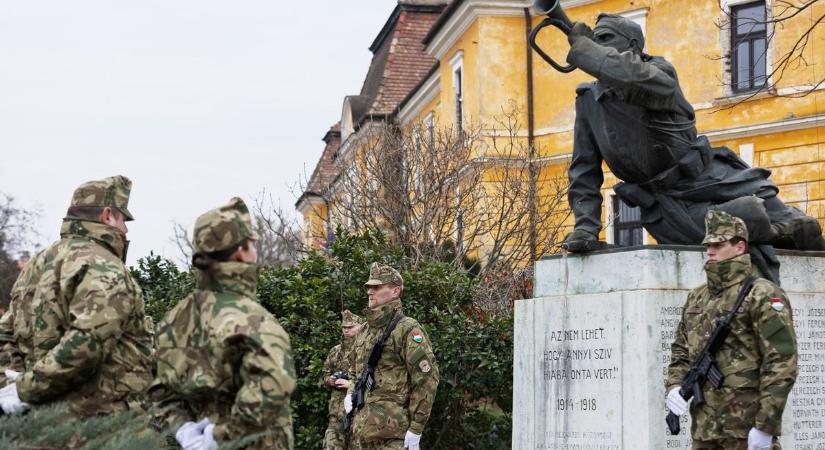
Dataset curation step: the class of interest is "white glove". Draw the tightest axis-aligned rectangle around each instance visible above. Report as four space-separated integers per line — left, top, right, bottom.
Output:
747 427 773 450
666 387 688 415
0 382 30 415
175 418 211 450
344 394 353 414
202 423 218 450
404 430 421 450
4 370 21 381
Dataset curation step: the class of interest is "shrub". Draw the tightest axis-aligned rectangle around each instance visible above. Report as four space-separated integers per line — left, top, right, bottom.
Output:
1 229 513 449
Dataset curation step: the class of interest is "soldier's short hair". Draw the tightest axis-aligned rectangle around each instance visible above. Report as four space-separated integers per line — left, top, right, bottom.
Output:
66 205 124 222
69 175 134 221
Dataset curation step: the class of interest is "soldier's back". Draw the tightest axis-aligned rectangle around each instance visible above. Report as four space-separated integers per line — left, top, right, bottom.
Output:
154 278 296 449
19 221 153 416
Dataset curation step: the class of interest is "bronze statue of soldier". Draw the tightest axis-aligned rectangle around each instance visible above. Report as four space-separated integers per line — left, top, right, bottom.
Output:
530 3 825 281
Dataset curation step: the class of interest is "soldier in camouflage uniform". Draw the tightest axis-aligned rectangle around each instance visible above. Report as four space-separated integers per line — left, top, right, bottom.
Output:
0 255 44 386
0 175 154 416
323 310 365 449
667 210 798 450
345 263 439 450
149 197 296 450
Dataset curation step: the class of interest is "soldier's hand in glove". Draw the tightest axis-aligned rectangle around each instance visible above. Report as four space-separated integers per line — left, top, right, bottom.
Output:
344 394 353 414
567 22 594 45
4 370 21 381
561 229 600 253
0 382 30 415
747 427 772 450
404 430 421 450
176 418 212 450
666 387 688 415
201 423 218 450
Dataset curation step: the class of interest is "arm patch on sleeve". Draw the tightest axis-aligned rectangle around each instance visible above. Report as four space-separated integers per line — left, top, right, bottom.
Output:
761 316 795 357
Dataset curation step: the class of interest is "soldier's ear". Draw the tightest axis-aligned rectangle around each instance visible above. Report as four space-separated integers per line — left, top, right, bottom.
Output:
99 207 116 225
734 239 748 255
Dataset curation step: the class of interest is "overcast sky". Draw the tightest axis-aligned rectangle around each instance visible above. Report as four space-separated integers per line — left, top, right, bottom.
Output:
0 1 397 265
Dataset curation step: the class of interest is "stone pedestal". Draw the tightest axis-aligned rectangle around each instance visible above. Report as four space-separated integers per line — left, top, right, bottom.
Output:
514 246 825 449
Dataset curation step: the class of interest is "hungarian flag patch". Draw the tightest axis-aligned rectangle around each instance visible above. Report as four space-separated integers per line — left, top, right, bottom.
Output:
412 330 424 343
771 297 784 312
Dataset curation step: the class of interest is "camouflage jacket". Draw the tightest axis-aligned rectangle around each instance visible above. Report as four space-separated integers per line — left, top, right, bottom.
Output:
0 252 46 384
347 300 439 442
667 254 797 440
16 219 154 416
150 261 296 450
322 340 353 424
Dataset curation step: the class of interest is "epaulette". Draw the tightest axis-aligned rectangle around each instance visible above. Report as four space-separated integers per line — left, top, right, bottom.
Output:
575 81 596 96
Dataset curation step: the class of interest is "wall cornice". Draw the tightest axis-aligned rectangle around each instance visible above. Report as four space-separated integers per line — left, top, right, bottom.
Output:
397 70 441 125
425 0 600 60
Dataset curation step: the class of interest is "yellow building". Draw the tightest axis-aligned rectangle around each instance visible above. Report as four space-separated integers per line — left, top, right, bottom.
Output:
300 0 825 260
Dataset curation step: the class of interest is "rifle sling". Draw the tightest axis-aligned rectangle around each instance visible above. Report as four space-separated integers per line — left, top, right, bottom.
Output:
366 312 405 378
720 275 757 328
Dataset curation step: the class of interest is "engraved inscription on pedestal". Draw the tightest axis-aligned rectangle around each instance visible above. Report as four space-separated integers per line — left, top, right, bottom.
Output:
514 247 825 450
539 302 622 450
784 299 825 448
656 302 692 449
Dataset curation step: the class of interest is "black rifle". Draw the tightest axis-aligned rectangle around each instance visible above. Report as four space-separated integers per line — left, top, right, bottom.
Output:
344 312 404 434
666 276 756 435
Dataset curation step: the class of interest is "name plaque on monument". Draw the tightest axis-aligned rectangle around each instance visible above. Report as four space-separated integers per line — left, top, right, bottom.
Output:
514 246 825 449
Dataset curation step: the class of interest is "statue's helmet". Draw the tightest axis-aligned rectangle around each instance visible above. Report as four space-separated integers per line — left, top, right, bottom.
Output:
594 13 645 53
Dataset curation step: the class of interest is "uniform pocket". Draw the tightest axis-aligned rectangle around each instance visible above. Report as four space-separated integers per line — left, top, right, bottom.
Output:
360 400 409 440
720 387 759 436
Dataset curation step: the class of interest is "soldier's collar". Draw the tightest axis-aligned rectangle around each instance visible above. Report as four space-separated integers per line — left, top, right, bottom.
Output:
365 299 403 327
60 218 129 262
704 253 753 295
592 82 617 101
196 261 259 298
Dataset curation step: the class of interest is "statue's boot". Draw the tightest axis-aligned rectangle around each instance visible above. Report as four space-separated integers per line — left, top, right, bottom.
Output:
771 216 825 251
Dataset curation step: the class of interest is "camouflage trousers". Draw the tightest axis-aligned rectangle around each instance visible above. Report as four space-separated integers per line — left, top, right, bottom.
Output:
323 423 350 450
692 438 781 450
354 439 404 450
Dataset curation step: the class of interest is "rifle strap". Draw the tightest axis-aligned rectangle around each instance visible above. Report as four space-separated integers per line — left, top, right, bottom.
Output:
366 312 406 378
720 276 757 326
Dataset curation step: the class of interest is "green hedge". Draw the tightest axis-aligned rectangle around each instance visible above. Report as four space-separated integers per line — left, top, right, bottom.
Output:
1 230 513 449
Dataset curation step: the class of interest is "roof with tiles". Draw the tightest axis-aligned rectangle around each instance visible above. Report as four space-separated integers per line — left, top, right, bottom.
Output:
422 0 463 46
356 0 448 124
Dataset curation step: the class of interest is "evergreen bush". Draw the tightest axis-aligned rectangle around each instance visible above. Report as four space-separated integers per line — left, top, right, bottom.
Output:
0 229 513 449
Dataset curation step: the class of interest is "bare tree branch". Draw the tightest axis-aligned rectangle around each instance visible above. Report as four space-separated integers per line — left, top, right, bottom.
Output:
713 0 825 108
170 191 303 269
251 190 304 268
323 106 571 283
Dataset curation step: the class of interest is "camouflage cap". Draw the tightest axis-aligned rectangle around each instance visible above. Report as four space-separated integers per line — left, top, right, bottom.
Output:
341 309 364 328
364 262 403 289
70 175 135 221
193 197 260 254
702 209 749 244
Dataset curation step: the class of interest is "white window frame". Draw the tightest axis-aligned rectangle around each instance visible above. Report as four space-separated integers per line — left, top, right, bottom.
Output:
739 143 755 166
604 189 650 245
719 0 774 98
412 126 423 191
449 51 464 131
424 111 435 157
